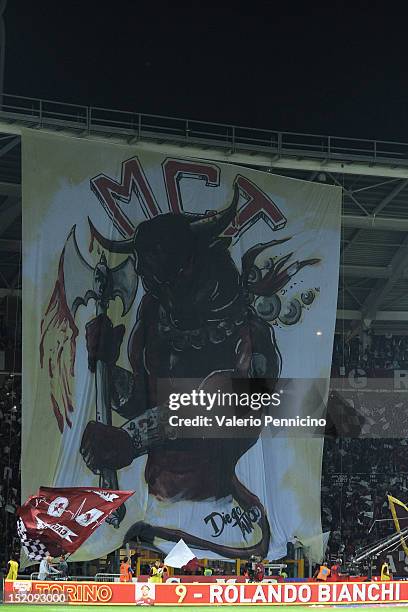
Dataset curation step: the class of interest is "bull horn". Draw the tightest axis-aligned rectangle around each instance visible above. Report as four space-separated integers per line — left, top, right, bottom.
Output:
190 183 240 240
88 218 134 254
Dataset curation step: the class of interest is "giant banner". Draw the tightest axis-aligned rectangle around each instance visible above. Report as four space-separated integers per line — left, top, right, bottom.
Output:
22 130 341 562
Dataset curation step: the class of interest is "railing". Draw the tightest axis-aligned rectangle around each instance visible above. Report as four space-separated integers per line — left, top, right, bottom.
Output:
94 573 121 582
29 572 105 581
1 93 408 166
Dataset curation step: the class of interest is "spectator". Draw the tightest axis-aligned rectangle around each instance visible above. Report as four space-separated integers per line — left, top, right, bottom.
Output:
57 555 69 579
38 555 60 580
149 560 163 583
5 553 19 580
120 557 133 582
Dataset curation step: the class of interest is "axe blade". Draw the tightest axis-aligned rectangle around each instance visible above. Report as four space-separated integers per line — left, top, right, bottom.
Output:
111 257 138 316
62 226 96 317
62 227 138 317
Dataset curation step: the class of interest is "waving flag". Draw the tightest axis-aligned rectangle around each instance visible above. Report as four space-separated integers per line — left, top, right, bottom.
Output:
17 487 134 560
164 539 196 568
388 495 408 555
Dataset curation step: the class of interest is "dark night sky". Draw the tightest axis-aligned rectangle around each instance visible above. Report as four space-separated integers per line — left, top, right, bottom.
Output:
4 0 408 140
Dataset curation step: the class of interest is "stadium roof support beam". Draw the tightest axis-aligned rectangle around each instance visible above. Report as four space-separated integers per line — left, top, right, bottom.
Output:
8 267 20 290
340 265 392 278
342 215 408 231
0 288 21 298
361 234 408 320
342 179 408 255
350 177 402 195
337 309 408 321
0 1 5 103
141 144 408 179
343 285 362 307
268 158 408 180
328 173 369 215
0 238 21 252
342 229 362 256
372 178 408 215
0 181 20 197
0 196 20 237
0 136 18 158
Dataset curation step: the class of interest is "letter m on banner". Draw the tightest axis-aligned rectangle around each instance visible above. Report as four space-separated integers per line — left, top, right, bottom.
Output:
90 158 161 237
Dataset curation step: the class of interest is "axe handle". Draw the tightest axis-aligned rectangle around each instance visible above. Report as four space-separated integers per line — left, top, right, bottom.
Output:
95 360 113 426
94 304 126 527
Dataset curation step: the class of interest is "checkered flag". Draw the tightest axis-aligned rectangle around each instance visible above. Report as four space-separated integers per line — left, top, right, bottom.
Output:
17 518 50 561
16 486 134 560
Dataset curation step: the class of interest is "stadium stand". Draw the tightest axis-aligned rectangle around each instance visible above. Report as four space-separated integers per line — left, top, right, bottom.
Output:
0 371 21 568
332 334 408 373
1 332 407 568
2 97 408 576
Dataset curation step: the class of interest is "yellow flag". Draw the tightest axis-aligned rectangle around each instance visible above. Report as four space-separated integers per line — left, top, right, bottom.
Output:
388 495 408 555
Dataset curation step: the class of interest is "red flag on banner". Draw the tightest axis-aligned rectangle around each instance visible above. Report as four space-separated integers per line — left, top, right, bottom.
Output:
17 487 134 560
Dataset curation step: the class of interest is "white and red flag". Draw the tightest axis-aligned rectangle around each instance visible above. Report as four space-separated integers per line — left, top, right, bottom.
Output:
164 539 196 568
16 486 134 560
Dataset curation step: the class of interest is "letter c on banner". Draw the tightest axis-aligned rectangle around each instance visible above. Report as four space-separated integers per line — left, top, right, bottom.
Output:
367 583 380 601
162 159 220 214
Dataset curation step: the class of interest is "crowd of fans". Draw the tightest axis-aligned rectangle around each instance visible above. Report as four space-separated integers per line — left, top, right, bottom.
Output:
322 438 408 558
0 326 16 352
1 331 408 567
332 333 408 374
325 333 408 558
0 373 21 567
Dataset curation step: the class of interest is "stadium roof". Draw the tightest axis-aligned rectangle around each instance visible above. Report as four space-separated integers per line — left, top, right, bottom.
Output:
1 93 408 333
